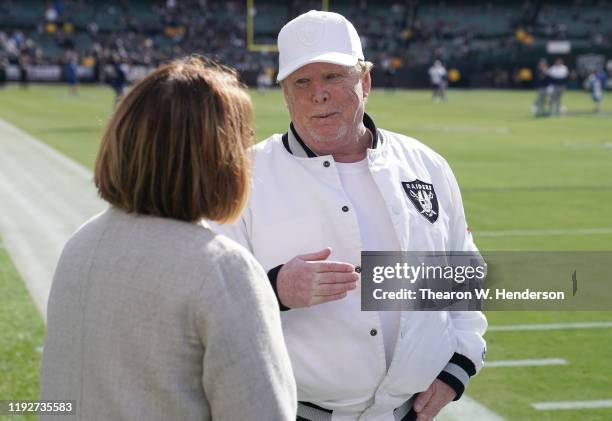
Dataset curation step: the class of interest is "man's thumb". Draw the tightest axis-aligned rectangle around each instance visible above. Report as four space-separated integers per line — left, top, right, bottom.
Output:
299 247 332 262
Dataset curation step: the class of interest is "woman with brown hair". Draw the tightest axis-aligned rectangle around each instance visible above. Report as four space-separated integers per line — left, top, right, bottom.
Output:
39 57 297 420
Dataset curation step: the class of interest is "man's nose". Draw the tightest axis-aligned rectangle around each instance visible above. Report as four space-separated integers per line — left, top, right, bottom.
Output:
312 83 329 103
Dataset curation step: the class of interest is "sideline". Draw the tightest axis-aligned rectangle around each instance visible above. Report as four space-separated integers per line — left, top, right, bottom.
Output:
0 118 105 320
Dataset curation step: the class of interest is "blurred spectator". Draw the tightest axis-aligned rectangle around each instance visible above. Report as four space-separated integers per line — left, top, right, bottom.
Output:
532 59 551 116
18 53 29 88
256 65 273 91
548 58 569 115
53 0 65 18
380 54 398 89
45 6 58 23
64 50 78 95
586 69 607 113
108 55 129 104
87 21 99 37
429 60 448 102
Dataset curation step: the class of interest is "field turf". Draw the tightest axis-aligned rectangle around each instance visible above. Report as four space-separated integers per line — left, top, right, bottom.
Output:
0 236 44 421
0 83 611 420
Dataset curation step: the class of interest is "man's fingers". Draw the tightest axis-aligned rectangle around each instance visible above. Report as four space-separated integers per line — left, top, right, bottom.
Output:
297 248 355 274
299 247 332 262
311 291 348 305
415 380 456 420
416 398 445 421
314 261 355 273
318 272 359 284
315 281 357 296
413 389 433 413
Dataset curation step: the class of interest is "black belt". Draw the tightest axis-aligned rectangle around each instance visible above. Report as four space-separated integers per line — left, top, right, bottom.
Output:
297 399 417 421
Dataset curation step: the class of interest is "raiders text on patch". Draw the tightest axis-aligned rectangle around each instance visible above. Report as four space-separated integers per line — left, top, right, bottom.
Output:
402 179 439 223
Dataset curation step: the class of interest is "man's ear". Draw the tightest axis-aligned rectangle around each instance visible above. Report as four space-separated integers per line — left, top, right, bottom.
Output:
362 71 372 100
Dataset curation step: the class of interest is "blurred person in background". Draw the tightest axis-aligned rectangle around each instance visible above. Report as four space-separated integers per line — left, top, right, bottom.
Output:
586 69 606 113
39 56 297 421
548 57 569 115
18 52 29 88
256 65 273 91
64 50 78 95
532 59 550 116
429 60 448 103
108 54 129 104
381 53 398 90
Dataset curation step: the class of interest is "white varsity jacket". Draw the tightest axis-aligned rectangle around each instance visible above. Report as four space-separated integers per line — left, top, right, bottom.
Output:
211 114 487 421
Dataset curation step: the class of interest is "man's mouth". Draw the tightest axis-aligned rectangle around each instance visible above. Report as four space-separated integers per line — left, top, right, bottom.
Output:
312 112 339 119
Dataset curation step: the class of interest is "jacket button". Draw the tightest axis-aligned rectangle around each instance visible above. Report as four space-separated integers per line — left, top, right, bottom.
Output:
342 205 349 212
355 266 361 273
370 329 377 336
323 160 331 167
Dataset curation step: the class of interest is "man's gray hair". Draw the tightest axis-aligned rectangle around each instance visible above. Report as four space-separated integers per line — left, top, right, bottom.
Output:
278 60 374 86
352 60 374 75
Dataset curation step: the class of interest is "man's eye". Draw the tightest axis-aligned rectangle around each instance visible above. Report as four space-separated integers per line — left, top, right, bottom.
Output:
295 78 309 85
326 73 342 80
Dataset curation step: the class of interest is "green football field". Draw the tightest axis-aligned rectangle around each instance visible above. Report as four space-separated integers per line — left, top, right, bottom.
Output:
0 84 611 420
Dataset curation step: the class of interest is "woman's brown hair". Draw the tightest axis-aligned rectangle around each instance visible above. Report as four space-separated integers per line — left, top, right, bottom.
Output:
94 56 253 223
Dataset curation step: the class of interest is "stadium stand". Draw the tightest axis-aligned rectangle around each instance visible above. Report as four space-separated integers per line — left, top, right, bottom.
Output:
0 0 610 87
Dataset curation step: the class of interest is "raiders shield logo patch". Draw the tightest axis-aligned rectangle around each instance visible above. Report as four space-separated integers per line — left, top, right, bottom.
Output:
402 179 439 223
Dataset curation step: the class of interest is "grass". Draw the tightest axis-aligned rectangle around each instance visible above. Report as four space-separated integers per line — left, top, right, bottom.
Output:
0 237 45 420
0 83 611 420
473 325 612 420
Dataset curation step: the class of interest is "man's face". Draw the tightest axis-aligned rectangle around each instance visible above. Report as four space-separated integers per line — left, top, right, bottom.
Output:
282 62 371 154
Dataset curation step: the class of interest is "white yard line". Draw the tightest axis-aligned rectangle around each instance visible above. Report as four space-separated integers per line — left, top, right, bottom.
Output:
0 118 105 321
489 321 612 332
477 227 612 237
531 400 612 410
485 358 567 368
438 395 505 421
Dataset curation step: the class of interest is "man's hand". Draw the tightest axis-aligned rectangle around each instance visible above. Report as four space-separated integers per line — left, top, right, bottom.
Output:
413 379 456 421
277 248 358 308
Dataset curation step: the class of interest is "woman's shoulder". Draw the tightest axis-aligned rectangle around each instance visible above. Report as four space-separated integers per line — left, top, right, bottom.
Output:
61 208 264 286
201 232 263 277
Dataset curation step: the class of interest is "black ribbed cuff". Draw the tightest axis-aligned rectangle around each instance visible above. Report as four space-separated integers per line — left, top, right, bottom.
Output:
450 352 477 376
267 264 290 311
437 352 477 401
437 371 464 401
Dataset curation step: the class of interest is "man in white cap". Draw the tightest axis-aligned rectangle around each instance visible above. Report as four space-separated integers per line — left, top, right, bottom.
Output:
211 10 486 421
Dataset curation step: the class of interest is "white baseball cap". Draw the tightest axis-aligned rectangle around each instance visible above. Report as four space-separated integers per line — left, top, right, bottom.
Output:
276 10 364 82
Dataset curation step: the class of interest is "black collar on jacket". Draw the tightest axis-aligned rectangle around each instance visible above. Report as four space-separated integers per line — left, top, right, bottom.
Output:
282 113 380 157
